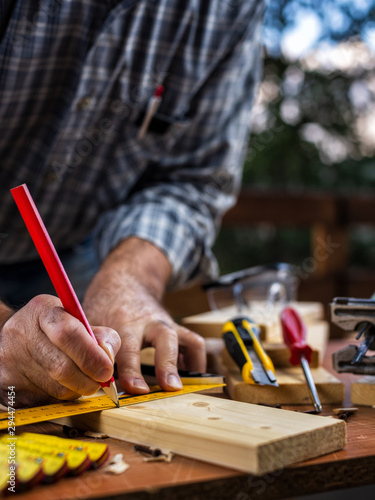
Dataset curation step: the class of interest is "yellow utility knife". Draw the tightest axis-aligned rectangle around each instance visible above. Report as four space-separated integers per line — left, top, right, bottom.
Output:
223 317 278 386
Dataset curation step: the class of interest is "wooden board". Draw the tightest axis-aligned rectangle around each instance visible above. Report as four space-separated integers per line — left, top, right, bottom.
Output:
265 342 320 368
53 393 346 476
141 347 156 365
262 320 328 368
221 358 345 405
182 302 324 341
351 376 375 406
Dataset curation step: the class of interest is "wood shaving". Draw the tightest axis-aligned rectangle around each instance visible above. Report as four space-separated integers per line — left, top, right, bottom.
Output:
103 454 129 474
333 407 358 420
83 431 108 439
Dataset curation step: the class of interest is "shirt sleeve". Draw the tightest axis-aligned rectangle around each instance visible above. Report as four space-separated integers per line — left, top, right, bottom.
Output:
94 2 264 289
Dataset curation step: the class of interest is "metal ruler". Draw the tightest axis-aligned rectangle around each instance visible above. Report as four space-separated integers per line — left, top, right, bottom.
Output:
0 384 224 430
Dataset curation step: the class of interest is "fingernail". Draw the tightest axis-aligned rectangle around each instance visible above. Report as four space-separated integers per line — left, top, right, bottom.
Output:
167 374 182 389
103 342 115 364
133 379 149 390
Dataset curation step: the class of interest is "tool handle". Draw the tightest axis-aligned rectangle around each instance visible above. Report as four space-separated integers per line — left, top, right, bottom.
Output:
223 318 277 385
223 318 256 384
280 307 312 365
223 330 250 374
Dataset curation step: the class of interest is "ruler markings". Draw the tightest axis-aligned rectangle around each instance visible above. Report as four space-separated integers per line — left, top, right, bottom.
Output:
0 384 224 430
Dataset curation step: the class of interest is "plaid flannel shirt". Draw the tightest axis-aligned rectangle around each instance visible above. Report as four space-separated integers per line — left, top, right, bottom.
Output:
0 0 264 288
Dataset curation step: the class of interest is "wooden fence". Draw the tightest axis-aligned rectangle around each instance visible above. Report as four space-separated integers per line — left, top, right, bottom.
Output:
164 189 375 323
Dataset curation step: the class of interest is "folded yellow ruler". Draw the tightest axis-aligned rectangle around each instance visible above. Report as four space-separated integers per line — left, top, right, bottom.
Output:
0 432 109 494
0 384 224 430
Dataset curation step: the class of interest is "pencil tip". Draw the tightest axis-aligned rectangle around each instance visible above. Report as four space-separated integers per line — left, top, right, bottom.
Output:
102 382 120 408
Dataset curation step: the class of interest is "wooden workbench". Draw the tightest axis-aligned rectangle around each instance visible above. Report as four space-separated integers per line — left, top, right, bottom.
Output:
11 340 375 500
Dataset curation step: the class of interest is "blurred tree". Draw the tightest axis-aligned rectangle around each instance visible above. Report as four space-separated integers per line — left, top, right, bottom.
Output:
214 0 375 274
245 0 375 191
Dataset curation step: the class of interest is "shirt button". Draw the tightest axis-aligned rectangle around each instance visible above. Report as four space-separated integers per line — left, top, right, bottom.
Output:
43 171 59 184
77 96 93 111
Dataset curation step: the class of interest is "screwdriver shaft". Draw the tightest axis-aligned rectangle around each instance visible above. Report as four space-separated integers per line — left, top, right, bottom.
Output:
300 356 322 413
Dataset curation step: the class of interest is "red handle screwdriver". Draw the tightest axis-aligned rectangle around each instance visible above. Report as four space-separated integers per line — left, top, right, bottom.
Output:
280 307 322 413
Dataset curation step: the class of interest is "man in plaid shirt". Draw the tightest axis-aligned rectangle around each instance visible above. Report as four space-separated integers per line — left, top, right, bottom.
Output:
0 0 264 407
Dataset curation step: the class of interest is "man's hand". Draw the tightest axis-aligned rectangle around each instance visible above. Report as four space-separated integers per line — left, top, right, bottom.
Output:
0 295 120 408
83 237 206 394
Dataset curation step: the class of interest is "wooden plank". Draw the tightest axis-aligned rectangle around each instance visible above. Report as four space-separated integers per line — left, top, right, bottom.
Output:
141 347 155 365
264 343 320 368
311 224 349 278
351 376 375 406
222 190 337 226
347 196 375 224
182 302 324 341
221 358 345 405
264 320 329 368
221 188 375 227
53 393 346 476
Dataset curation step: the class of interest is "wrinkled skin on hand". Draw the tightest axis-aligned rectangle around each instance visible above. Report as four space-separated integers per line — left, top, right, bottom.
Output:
0 295 120 408
0 237 206 408
83 237 206 394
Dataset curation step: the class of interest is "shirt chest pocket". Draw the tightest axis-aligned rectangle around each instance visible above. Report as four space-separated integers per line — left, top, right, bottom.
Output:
116 82 192 160
136 110 191 158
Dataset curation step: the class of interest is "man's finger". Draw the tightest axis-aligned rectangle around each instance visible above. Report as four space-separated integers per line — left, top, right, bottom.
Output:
2 297 100 399
40 306 114 383
28 333 101 397
144 320 183 391
92 325 121 365
175 326 206 372
115 330 149 394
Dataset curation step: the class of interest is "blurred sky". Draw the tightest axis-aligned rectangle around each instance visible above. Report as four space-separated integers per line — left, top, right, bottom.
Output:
263 0 375 59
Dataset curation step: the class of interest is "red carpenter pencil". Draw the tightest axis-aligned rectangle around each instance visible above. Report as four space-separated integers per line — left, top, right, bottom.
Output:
10 183 119 407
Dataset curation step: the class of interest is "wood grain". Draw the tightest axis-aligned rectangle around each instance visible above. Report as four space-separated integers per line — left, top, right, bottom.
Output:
53 393 345 476
256 321 328 368
351 376 375 406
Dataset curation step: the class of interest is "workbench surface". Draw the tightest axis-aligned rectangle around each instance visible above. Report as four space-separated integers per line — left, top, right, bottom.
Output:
9 340 375 500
